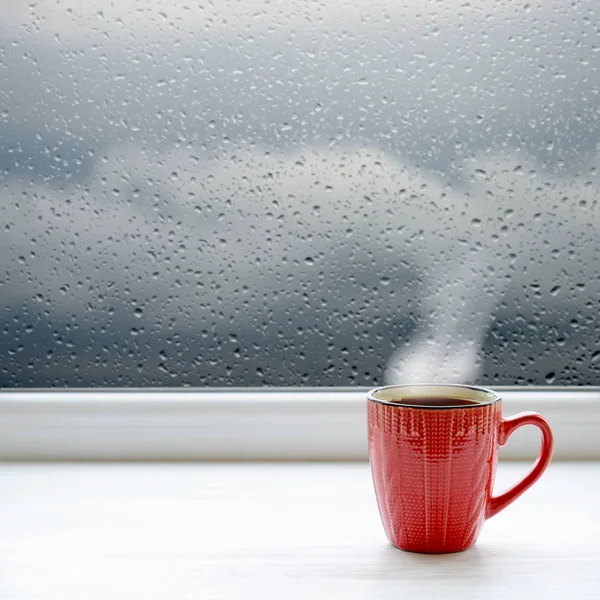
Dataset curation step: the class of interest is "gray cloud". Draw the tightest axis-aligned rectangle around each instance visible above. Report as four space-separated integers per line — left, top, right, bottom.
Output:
2 0 599 166
2 141 600 385
1 0 600 386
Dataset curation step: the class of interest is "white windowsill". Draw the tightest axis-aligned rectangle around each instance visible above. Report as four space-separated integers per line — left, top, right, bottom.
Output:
0 386 598 460
2 389 597 598
0 461 597 600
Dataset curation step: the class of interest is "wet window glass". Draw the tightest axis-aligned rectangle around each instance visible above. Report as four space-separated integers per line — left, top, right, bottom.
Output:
1 1 599 387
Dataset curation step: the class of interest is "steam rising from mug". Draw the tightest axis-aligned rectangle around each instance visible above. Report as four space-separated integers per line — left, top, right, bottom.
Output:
385 252 506 385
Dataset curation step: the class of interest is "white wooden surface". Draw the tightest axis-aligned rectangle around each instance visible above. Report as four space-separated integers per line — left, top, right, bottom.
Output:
0 462 598 599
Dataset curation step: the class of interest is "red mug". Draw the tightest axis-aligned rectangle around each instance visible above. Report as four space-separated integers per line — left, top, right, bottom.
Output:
367 384 553 554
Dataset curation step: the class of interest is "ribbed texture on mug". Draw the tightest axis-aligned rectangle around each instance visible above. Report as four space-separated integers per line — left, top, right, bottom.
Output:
367 399 500 553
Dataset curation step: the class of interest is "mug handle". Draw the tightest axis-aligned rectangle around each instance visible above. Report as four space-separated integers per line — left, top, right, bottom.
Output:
486 411 554 519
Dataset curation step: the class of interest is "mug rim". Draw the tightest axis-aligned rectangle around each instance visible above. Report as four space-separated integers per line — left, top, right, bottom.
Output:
367 383 501 409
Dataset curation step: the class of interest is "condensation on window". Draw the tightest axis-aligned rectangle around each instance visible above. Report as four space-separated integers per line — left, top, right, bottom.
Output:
1 1 599 387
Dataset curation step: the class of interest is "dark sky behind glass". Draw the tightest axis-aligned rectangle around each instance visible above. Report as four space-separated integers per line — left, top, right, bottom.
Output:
1 0 600 387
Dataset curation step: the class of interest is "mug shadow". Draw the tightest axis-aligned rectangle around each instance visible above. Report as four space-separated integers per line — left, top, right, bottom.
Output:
373 542 495 582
